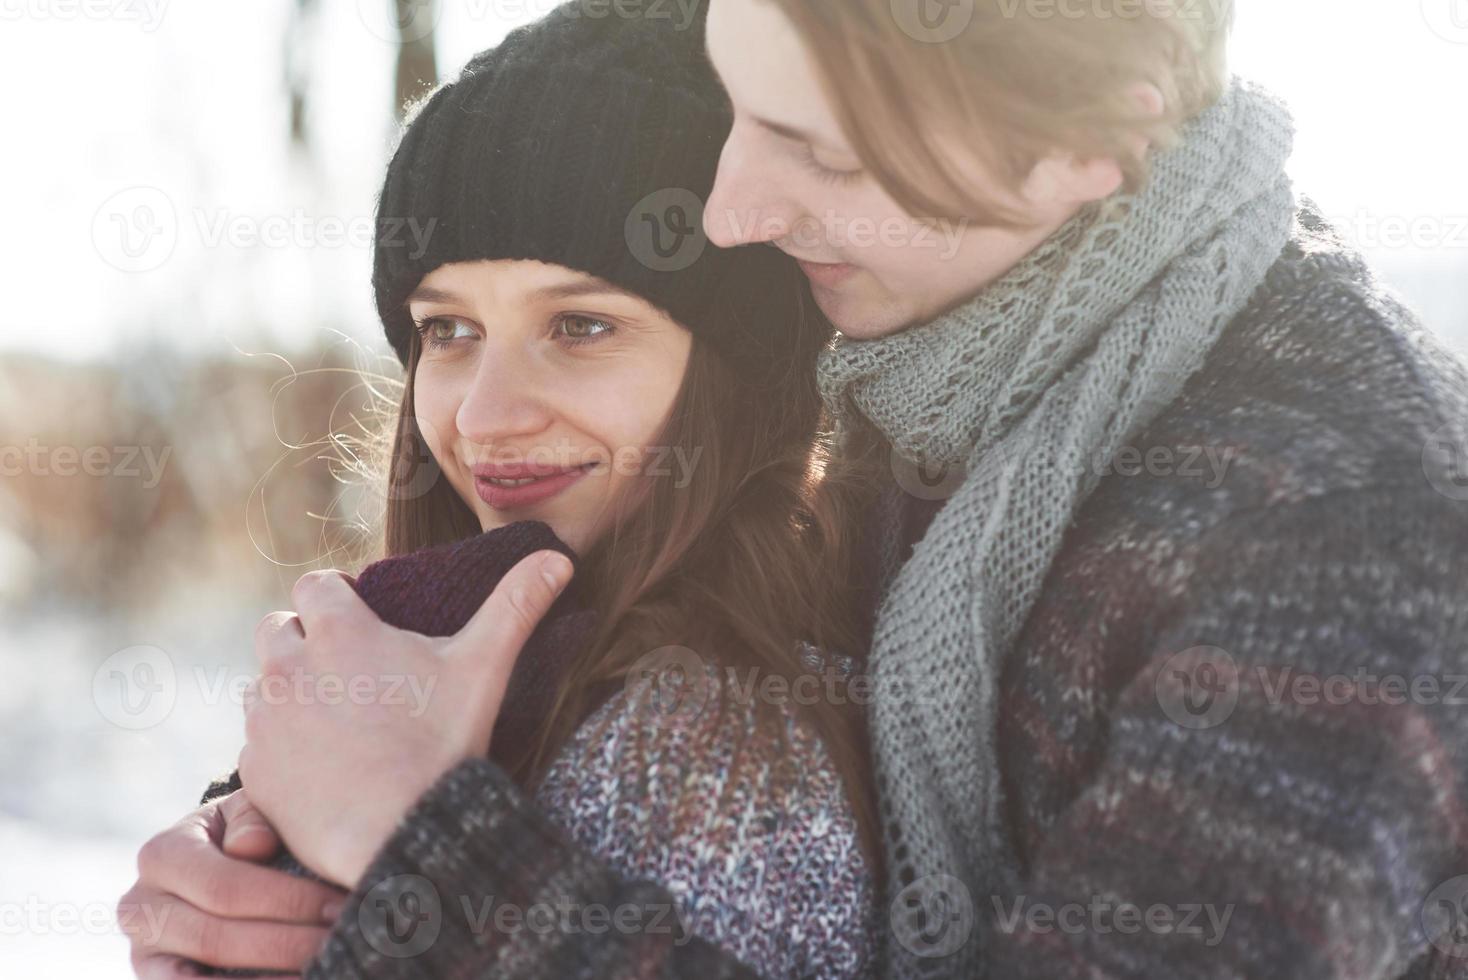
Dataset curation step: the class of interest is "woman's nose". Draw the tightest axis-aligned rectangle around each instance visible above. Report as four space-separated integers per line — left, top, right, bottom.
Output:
453 354 556 451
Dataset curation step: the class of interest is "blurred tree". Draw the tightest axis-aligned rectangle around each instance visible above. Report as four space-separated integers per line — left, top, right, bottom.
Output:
285 0 319 151
394 0 440 119
283 0 439 152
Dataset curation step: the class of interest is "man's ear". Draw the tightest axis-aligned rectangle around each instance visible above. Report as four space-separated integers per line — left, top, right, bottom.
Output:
1022 81 1167 210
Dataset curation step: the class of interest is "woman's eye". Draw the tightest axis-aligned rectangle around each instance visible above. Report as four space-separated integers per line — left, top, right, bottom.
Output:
415 316 475 349
554 315 615 345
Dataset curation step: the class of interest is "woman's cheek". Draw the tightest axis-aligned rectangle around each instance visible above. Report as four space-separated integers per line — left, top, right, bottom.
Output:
412 366 468 484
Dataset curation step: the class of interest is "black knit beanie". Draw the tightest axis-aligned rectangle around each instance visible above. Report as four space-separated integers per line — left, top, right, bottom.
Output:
372 0 807 375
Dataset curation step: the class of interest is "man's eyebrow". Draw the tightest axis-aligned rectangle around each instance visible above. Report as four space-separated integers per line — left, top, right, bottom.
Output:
751 114 848 154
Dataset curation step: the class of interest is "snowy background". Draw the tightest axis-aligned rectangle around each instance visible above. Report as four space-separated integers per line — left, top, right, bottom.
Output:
2 0 1467 974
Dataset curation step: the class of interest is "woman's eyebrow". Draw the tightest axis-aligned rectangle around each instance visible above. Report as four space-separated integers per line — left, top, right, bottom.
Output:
529 280 637 303
405 280 634 307
404 285 464 306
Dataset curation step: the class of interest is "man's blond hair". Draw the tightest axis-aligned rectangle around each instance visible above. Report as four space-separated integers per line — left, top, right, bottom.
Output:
769 0 1234 225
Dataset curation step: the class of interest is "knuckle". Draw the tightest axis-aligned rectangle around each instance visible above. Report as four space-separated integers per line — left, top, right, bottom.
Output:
290 569 329 605
135 833 168 879
196 868 233 914
236 743 258 787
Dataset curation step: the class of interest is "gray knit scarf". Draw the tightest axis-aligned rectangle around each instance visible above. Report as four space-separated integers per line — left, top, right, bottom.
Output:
816 77 1297 978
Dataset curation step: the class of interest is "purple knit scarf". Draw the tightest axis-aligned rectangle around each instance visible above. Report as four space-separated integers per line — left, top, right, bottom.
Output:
351 520 602 772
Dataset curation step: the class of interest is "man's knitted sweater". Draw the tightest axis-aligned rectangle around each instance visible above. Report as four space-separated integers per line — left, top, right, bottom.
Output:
213 205 1468 978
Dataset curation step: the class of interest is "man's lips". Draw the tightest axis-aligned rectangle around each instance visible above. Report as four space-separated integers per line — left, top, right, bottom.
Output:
794 258 858 288
471 461 596 511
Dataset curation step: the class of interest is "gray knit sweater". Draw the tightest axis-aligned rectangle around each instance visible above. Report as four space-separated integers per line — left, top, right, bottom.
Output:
207 203 1468 978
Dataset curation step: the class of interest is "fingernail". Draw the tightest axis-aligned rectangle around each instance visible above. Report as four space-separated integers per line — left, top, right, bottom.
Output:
322 898 345 922
540 552 573 591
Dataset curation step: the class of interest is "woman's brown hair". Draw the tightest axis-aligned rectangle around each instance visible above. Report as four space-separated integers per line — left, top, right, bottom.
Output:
373 276 882 867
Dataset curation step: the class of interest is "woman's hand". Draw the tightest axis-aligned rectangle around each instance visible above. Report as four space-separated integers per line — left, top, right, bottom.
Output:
238 549 573 890
118 789 346 978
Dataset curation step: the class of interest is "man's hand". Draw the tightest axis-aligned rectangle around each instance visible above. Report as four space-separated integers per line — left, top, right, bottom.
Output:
118 789 347 978
239 549 573 890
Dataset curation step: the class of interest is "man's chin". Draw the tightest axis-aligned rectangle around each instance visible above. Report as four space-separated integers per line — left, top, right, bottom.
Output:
812 286 917 341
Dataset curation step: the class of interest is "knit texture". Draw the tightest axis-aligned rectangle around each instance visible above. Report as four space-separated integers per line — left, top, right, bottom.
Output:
372 0 808 377
350 520 601 769
200 520 600 978
284 664 876 978
816 75 1299 978
200 533 875 978
202 201 1468 980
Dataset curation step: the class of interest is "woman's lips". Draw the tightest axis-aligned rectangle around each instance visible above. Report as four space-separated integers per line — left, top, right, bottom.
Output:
472 462 594 511
796 258 858 289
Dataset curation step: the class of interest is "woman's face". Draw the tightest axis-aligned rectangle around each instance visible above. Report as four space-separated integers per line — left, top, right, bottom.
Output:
409 259 693 555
